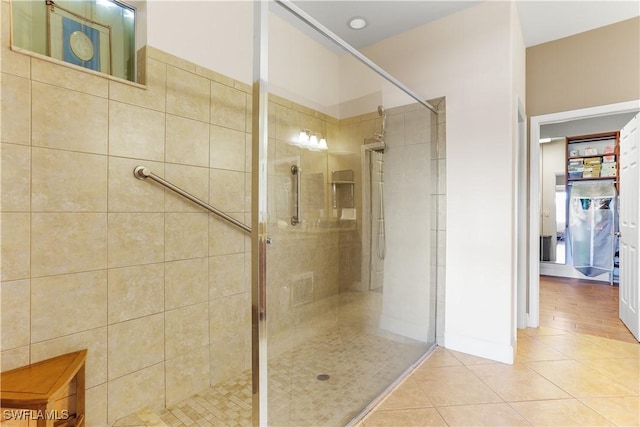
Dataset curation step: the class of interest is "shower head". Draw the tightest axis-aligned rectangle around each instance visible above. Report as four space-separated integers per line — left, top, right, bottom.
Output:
364 137 386 152
378 105 387 137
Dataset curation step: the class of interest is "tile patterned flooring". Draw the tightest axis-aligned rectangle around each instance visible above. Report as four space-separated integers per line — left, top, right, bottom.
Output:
115 325 429 427
360 327 639 426
117 326 638 427
117 280 639 427
115 291 429 427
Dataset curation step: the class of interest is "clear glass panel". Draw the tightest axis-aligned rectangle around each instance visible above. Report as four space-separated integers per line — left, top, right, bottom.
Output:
264 4 440 425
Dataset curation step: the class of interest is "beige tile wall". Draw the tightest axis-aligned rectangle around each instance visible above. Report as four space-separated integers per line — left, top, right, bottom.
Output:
0 0 259 418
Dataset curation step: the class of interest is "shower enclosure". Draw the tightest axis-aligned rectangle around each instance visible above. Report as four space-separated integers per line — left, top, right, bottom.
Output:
255 2 444 425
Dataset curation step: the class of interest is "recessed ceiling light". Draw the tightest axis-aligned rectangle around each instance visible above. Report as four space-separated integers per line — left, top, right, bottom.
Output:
348 17 367 30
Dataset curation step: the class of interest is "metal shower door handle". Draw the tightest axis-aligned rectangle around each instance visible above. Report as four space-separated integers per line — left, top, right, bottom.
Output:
291 165 301 226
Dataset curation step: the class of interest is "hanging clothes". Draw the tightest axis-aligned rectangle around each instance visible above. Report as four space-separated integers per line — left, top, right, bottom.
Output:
568 181 617 277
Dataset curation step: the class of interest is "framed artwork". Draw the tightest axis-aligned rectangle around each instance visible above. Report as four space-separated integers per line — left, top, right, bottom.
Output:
46 0 112 75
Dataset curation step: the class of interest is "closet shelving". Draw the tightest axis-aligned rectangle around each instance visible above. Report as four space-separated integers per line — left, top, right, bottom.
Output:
565 130 621 285
566 131 620 192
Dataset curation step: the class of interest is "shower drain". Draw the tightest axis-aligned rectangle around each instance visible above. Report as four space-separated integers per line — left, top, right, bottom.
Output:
316 374 330 381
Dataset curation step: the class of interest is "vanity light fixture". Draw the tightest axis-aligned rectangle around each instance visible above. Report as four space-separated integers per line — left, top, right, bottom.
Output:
298 129 311 144
297 129 328 151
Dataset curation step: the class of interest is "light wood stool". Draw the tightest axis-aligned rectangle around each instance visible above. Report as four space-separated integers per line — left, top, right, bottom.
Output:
1 350 86 427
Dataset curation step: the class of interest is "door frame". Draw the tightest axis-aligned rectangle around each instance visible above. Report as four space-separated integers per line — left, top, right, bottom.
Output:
619 113 640 340
528 100 640 327
516 100 528 330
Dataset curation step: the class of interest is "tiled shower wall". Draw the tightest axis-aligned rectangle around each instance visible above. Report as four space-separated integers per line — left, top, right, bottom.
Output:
1 34 254 427
434 100 447 344
340 101 447 343
1 0 267 419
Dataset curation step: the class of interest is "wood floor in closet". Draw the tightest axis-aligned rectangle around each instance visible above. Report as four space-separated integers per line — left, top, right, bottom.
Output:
540 275 637 344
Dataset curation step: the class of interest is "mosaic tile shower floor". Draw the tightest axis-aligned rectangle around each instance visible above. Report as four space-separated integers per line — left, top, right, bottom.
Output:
115 292 429 427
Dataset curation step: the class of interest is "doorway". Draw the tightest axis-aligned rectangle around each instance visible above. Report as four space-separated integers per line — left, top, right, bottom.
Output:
528 100 640 328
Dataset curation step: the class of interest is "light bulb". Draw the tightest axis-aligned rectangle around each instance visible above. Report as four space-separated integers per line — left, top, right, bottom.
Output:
298 130 310 144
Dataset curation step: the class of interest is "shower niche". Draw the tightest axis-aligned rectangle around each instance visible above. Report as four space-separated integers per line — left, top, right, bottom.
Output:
328 152 358 223
331 169 356 221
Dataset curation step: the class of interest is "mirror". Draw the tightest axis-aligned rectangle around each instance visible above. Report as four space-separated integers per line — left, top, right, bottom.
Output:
554 173 567 264
540 138 566 263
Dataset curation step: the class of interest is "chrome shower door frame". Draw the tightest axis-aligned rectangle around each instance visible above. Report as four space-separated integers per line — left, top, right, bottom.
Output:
251 1 269 426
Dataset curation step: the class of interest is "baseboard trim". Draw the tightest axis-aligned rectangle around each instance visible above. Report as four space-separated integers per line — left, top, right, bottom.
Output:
444 332 515 364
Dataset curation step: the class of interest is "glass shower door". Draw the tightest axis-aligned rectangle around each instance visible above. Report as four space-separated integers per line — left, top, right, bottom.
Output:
254 3 442 425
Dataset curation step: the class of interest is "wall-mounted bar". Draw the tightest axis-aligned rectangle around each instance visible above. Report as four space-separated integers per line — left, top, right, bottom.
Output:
291 165 301 226
133 166 251 234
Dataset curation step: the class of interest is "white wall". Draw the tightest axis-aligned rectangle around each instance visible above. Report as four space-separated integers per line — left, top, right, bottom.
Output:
145 1 341 117
360 1 526 363
338 54 416 117
267 12 341 117
146 1 253 83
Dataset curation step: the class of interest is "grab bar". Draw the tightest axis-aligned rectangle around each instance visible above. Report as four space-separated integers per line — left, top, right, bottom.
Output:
133 166 251 234
291 165 301 226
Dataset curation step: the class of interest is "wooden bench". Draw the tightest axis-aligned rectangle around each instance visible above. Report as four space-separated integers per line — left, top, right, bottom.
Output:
1 350 86 427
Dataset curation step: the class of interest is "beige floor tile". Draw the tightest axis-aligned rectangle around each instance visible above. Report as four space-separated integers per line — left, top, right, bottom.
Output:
527 360 635 397
449 349 499 366
510 399 614 426
363 408 446 427
437 402 531 426
413 366 502 406
579 358 640 394
535 334 626 360
579 396 640 426
467 363 571 402
376 377 433 411
516 335 571 362
414 348 463 369
579 334 640 360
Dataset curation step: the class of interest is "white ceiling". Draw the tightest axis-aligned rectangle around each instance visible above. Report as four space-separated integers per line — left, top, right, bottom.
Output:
280 0 640 49
541 112 638 139
517 0 640 47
